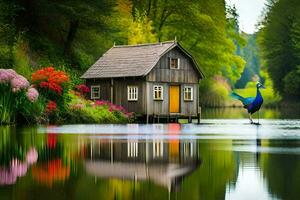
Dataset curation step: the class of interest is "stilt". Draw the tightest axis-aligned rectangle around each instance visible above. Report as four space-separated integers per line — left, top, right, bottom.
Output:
157 115 160 123
249 113 253 124
197 106 201 124
146 114 149 124
188 115 192 123
258 111 260 124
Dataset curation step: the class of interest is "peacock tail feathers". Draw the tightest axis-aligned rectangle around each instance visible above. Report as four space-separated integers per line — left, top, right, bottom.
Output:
230 92 245 101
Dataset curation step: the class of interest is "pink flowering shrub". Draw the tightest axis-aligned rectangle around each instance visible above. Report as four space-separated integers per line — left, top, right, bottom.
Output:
26 87 39 102
65 91 134 123
94 100 133 117
11 75 30 92
0 69 40 124
0 147 38 185
0 69 17 83
75 84 90 96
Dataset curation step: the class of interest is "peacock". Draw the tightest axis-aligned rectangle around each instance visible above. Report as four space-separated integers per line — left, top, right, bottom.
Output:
231 82 265 124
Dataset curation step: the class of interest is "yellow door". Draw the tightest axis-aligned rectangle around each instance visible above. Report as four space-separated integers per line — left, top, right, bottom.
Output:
169 86 180 113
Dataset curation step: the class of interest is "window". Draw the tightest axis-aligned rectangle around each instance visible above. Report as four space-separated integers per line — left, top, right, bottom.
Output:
153 85 163 100
128 86 138 101
153 140 164 158
170 58 180 69
91 85 100 99
127 140 138 158
184 86 193 101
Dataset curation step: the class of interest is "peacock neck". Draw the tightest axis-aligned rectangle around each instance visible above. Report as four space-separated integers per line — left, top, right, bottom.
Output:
256 87 262 99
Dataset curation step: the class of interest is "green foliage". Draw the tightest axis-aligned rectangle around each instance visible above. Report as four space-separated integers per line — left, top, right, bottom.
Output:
62 92 131 124
0 80 44 125
283 66 300 98
235 34 261 88
199 78 231 107
0 0 249 110
13 40 33 78
258 0 300 100
0 84 16 124
128 9 157 45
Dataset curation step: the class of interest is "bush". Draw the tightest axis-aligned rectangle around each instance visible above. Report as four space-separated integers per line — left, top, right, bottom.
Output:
31 66 70 122
199 77 231 107
62 91 133 124
0 69 41 124
283 66 300 99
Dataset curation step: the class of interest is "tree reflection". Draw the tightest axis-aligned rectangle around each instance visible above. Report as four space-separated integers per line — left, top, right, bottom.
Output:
260 141 300 200
1 125 299 200
174 140 238 200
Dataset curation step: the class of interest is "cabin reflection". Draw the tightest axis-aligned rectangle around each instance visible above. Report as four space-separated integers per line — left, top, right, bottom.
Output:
85 139 201 191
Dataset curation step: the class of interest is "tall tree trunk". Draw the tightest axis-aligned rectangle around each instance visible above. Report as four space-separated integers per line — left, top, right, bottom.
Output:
64 19 79 55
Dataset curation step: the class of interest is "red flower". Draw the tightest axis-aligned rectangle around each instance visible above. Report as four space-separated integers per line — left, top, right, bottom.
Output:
32 66 69 96
47 134 57 149
46 101 57 113
75 84 90 95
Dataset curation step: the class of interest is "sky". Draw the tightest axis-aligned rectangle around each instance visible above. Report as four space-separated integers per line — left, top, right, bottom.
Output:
226 0 267 34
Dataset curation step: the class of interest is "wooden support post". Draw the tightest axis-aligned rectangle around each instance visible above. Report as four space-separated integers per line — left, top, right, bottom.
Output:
188 115 192 123
157 115 160 123
110 78 114 103
197 106 201 124
146 114 149 124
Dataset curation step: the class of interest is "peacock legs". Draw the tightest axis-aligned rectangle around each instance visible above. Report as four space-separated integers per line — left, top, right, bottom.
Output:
249 113 253 124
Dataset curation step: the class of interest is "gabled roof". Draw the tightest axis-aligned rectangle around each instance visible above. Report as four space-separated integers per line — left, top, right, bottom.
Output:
81 41 204 79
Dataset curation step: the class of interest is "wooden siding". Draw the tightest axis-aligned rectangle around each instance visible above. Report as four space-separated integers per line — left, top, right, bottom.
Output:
113 78 147 114
146 47 200 84
146 82 170 115
86 78 147 114
180 84 198 116
86 79 111 100
146 82 198 116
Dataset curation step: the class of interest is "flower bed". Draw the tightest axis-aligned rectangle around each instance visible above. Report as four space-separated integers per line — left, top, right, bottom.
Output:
0 69 40 124
1 67 134 124
63 91 134 124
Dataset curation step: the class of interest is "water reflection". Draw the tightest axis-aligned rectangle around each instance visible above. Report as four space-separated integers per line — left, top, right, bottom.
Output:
86 139 200 192
0 123 300 200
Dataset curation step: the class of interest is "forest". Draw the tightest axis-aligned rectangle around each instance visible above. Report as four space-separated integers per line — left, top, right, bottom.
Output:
0 0 299 123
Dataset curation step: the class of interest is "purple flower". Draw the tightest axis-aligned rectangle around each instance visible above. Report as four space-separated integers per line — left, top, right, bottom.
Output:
0 69 17 84
26 148 38 164
26 87 39 102
10 159 27 177
0 168 17 185
10 75 30 92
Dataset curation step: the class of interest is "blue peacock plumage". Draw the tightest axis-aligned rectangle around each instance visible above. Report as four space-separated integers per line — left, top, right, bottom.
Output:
231 82 265 124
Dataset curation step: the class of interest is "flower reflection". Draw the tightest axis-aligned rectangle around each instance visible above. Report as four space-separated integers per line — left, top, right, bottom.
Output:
0 147 38 185
31 159 70 187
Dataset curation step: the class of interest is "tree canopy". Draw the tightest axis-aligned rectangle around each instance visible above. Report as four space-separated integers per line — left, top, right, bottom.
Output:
258 0 300 100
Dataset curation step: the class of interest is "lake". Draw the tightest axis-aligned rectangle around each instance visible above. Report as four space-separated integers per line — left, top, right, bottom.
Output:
0 108 300 200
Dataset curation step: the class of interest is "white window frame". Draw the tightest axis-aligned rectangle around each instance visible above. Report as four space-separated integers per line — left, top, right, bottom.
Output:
153 140 164 158
169 57 180 69
127 140 138 158
91 85 100 99
127 86 138 101
184 86 193 101
153 85 163 100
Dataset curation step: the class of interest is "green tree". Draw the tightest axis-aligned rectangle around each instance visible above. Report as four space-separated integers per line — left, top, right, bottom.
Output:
259 0 300 100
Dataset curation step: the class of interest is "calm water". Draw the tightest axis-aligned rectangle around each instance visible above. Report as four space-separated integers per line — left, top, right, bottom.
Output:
0 108 300 200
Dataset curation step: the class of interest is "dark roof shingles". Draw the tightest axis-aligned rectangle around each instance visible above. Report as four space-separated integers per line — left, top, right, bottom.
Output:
81 41 175 79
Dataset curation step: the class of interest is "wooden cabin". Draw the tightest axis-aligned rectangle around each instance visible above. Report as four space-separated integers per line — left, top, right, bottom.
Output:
81 41 204 122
